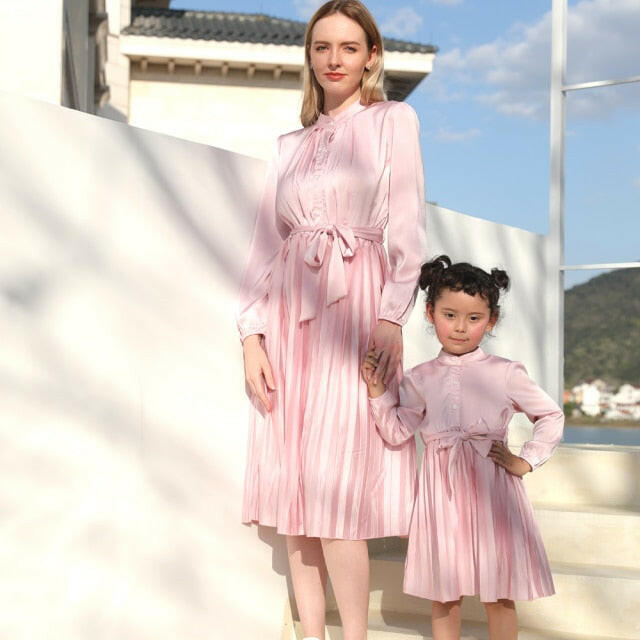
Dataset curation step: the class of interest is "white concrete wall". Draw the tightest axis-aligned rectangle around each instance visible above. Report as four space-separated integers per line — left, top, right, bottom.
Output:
0 91 289 640
0 0 64 105
128 70 304 160
0 91 553 638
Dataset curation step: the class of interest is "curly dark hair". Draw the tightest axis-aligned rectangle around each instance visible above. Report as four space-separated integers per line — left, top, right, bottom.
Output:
419 255 510 319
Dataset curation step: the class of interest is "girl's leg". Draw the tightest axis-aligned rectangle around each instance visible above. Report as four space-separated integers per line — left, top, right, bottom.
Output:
320 538 369 640
286 535 328 639
431 599 462 640
484 599 517 640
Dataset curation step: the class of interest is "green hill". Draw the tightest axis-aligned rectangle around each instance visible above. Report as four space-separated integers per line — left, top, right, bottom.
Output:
564 266 640 388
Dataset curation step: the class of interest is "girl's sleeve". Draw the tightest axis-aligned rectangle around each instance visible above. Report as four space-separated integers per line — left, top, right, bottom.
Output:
235 136 289 342
368 367 426 445
506 361 565 471
378 102 428 326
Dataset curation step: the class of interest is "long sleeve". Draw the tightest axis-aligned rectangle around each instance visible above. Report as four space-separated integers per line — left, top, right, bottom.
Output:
378 102 427 326
368 367 426 445
506 361 565 471
235 136 289 342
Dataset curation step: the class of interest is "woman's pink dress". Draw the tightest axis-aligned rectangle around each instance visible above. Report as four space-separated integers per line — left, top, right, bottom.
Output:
236 99 427 539
369 347 564 602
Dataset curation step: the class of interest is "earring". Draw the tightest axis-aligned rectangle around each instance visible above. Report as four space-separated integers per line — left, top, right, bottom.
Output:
365 65 370 71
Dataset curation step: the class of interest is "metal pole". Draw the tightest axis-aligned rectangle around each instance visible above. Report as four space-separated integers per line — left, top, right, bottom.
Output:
561 262 640 271
563 75 640 92
548 0 567 403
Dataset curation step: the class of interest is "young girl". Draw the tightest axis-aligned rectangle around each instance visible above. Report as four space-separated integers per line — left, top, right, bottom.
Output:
361 255 564 639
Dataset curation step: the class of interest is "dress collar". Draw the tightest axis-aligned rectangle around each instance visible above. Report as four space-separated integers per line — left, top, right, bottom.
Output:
436 346 489 366
315 98 367 128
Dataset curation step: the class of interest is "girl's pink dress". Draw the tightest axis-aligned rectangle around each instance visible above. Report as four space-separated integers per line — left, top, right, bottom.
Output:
369 347 564 602
236 99 427 539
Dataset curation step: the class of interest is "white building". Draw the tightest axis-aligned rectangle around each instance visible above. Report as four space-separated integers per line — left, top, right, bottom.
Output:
572 381 602 417
605 384 640 420
105 1 437 158
613 383 640 406
0 0 436 161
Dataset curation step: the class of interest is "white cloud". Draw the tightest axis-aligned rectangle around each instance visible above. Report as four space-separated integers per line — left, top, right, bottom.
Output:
426 0 640 120
292 0 324 20
434 127 481 142
381 7 424 38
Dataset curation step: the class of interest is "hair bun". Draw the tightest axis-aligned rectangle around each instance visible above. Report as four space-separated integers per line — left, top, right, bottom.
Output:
491 268 510 291
419 255 451 291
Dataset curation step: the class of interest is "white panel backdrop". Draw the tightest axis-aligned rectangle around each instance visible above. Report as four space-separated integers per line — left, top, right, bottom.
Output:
0 91 554 639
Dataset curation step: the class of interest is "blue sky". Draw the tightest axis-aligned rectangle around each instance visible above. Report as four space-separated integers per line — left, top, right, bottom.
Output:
171 0 639 288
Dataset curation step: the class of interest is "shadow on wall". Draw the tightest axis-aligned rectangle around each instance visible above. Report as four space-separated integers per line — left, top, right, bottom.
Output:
0 92 290 639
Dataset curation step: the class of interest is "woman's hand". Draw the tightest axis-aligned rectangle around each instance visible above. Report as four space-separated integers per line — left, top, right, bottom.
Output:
488 441 532 477
242 334 276 412
361 349 386 398
368 319 403 385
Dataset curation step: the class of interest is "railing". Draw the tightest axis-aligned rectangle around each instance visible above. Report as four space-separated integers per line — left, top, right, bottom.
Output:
549 0 640 401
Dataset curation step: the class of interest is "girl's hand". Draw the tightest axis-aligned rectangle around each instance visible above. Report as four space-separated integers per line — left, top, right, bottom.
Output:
368 320 402 385
361 349 386 398
488 441 532 477
242 334 276 412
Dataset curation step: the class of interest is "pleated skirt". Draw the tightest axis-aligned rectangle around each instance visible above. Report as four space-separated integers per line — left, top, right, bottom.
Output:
241 232 417 539
403 441 555 602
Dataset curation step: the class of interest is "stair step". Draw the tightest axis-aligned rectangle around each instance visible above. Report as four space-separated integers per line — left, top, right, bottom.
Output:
294 610 629 640
342 555 640 639
369 502 640 570
535 504 640 568
522 445 640 508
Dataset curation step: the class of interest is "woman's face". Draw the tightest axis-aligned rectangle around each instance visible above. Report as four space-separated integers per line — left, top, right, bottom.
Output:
309 12 376 104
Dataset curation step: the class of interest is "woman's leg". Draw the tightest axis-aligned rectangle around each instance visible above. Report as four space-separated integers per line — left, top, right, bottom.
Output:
320 538 370 640
431 599 462 640
286 535 328 639
484 599 517 640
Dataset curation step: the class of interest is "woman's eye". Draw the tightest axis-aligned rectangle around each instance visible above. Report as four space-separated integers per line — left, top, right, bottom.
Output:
346 46 356 52
445 313 454 319
315 45 326 51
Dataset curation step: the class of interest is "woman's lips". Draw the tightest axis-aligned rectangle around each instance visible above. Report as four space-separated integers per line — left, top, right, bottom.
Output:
325 73 346 80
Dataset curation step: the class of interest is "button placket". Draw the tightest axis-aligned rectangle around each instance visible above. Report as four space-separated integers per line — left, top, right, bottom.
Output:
448 366 462 419
311 125 334 219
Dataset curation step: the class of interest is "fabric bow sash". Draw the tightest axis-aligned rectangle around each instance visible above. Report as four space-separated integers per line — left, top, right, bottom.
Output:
291 224 383 323
424 419 505 499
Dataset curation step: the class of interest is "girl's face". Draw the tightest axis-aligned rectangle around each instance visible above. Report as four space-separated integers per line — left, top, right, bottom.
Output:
426 288 497 356
309 13 376 105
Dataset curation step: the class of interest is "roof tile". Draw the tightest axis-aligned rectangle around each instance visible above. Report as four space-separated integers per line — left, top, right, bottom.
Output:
123 8 437 54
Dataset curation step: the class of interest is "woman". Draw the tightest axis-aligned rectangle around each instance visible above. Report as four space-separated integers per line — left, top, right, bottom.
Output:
236 2 427 638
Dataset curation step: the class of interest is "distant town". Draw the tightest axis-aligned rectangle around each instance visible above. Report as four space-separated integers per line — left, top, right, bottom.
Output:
564 380 640 423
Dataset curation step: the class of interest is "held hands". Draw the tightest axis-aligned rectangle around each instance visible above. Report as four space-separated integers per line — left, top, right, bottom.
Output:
367 319 403 385
361 349 386 398
488 441 532 477
242 334 276 412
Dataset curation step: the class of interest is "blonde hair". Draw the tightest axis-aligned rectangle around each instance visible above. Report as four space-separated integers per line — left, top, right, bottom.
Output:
300 0 386 128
